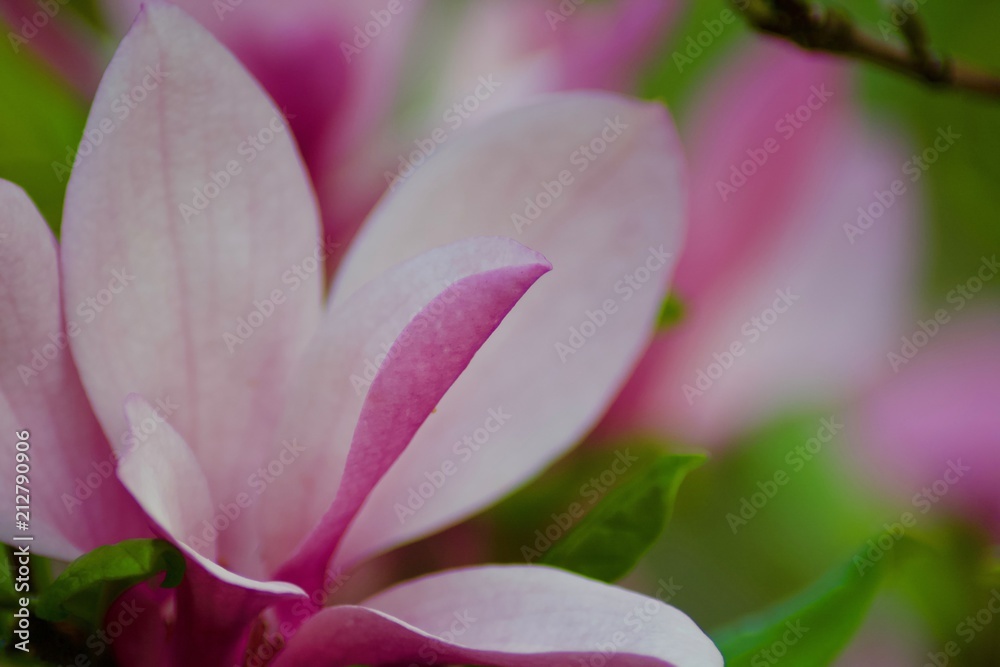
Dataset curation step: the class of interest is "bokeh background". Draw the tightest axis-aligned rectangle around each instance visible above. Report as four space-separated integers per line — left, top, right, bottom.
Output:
2 0 999 664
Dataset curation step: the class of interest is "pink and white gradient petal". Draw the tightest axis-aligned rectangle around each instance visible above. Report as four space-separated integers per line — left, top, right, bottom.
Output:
60 5 323 542
275 565 722 667
0 181 146 560
332 93 686 568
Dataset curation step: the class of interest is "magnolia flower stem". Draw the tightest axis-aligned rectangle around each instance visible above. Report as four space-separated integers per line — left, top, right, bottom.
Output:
734 0 1000 99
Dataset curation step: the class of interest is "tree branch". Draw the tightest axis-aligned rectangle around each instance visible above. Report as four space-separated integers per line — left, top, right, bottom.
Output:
734 0 1000 99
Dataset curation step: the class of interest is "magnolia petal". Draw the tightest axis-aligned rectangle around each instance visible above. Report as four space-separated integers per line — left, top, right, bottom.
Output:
60 5 323 519
102 0 413 170
117 394 306 665
603 44 917 445
118 395 217 560
333 93 684 567
117 395 304 599
261 238 550 592
274 565 721 667
103 0 421 273
106 584 172 667
544 0 682 91
168 563 304 666
607 112 917 445
675 42 850 301
0 180 145 560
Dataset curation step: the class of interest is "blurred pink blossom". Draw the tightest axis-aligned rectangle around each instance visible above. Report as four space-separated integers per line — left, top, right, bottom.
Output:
851 311 1000 537
601 41 919 447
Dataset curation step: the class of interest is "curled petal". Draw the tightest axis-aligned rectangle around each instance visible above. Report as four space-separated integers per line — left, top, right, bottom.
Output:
262 238 551 593
333 93 685 567
117 395 305 665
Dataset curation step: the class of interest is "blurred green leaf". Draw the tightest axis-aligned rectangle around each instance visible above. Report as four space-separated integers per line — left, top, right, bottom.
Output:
0 546 15 607
0 547 15 657
34 539 184 626
0 18 87 232
712 541 891 666
888 525 1000 663
542 453 705 582
485 442 666 563
644 414 881 628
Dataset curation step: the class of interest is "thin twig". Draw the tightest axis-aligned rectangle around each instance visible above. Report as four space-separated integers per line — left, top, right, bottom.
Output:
733 0 1000 99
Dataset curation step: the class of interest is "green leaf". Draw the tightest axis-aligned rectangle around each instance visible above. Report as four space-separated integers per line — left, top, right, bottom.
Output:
656 292 686 330
712 541 893 667
34 539 185 626
542 453 705 582
0 18 87 233
0 546 15 606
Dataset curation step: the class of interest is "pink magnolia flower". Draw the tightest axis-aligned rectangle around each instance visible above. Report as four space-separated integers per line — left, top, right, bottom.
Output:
601 41 919 447
97 0 421 273
0 4 720 666
92 0 681 274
